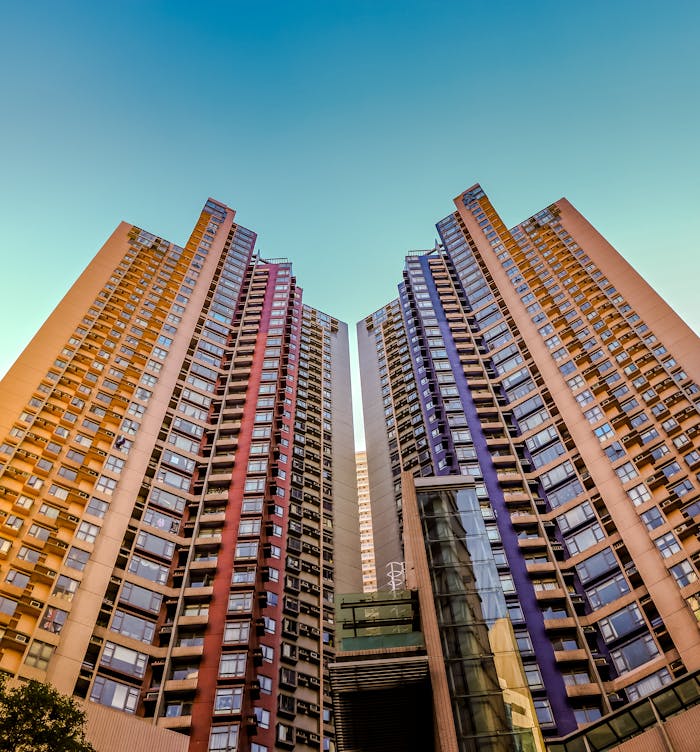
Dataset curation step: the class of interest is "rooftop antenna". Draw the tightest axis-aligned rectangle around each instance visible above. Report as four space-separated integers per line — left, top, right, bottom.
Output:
386 561 405 592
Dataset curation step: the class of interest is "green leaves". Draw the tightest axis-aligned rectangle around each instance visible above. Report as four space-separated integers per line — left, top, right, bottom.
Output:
0 676 95 752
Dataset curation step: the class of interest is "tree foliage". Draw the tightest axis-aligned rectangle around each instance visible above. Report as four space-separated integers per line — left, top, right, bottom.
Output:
0 676 95 752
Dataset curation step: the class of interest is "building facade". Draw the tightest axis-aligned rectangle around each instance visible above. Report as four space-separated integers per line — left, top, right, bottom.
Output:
354 451 377 592
358 184 700 741
0 199 360 751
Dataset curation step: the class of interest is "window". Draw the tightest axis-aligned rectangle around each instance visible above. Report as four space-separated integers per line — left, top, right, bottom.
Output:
105 455 125 474
90 676 139 713
0 596 17 616
576 547 619 584
4 515 23 531
684 450 700 468
672 479 694 497
228 593 253 613
39 606 67 635
627 484 651 506
557 501 594 533
254 707 270 729
17 546 40 563
39 503 59 520
563 670 591 686
585 573 630 608
615 462 638 483
25 640 55 670
77 521 100 543
66 448 86 464
604 442 626 462
654 532 681 558
598 603 644 642
540 461 577 490
101 641 148 677
182 601 209 617
533 698 554 725
15 495 34 510
574 707 602 725
53 575 79 600
551 636 579 651
219 653 246 678
48 484 69 501
136 531 174 559
662 461 682 479
232 567 256 585
651 444 670 462
626 668 673 700
235 541 258 559
524 665 544 689
66 547 90 571
214 687 243 715
224 621 250 644
670 560 697 588
238 519 261 537
564 523 605 555
277 723 295 744
610 634 659 674
547 478 584 508
593 423 615 443
119 582 162 613
515 631 534 653
208 723 238 752
28 524 50 542
110 610 155 643
57 466 77 482
95 475 118 495
86 497 109 518
583 406 604 424
128 554 169 584
641 428 660 445
641 507 664 530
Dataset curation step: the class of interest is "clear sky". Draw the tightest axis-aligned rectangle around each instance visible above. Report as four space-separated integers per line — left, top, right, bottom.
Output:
1 1 698 448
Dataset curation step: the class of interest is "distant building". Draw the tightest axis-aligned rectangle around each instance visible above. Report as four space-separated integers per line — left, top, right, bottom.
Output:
355 451 377 592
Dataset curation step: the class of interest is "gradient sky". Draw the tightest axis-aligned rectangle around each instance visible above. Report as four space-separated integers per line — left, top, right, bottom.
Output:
1 1 698 447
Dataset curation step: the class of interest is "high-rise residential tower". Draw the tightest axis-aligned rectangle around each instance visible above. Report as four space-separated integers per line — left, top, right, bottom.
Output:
0 199 360 752
359 184 700 742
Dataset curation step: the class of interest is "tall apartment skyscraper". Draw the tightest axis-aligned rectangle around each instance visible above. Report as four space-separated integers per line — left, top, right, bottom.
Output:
359 184 700 741
0 199 360 752
3 182 700 752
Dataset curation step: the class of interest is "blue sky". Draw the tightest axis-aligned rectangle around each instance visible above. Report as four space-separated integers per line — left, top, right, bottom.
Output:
1 1 698 446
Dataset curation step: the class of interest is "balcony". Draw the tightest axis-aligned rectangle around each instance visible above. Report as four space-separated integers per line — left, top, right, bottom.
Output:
543 616 577 631
497 471 525 486
553 649 589 664
164 677 198 692
534 587 567 602
171 645 204 659
517 536 547 550
159 715 192 730
565 682 602 698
